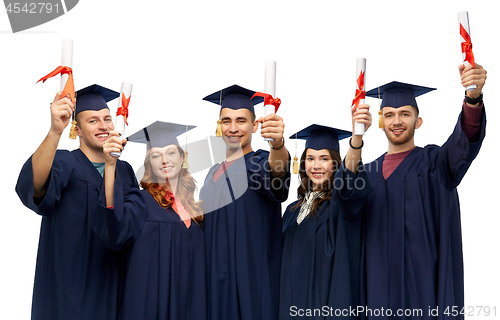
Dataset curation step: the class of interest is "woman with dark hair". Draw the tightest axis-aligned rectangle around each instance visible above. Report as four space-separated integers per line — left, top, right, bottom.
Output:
97 121 206 320
279 105 372 319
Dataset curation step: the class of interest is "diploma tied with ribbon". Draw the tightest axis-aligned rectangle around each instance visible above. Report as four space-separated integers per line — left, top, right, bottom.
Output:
36 39 77 138
111 82 133 157
262 61 280 142
351 58 366 135
457 11 476 91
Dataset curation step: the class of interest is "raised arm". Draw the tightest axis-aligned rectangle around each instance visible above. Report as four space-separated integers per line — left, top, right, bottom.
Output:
345 104 372 174
258 113 289 178
32 92 74 199
103 131 126 207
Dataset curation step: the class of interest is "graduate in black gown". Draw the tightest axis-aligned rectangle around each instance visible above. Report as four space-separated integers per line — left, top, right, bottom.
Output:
15 85 138 320
280 103 373 320
98 121 206 320
359 63 487 320
200 84 290 320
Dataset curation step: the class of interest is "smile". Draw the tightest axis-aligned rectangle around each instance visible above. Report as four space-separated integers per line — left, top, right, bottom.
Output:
160 166 174 172
95 133 109 138
391 128 405 135
311 172 325 178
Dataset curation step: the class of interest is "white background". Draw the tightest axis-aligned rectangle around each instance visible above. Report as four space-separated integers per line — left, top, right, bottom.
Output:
1 0 498 318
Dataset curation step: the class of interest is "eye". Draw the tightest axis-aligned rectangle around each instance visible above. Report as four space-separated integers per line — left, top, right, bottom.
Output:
306 157 313 161
221 120 230 125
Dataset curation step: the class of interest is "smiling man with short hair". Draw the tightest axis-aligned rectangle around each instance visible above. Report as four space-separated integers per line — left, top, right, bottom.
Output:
360 63 487 320
16 84 138 320
200 84 290 320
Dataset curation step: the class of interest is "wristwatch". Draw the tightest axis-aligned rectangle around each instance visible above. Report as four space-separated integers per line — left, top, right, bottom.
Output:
464 91 483 105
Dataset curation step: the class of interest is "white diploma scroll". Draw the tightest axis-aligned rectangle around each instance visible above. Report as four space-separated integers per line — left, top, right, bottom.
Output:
353 58 366 136
111 82 133 157
264 60 277 141
457 11 476 91
60 39 73 93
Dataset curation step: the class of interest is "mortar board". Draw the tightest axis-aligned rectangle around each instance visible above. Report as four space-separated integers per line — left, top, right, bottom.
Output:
365 81 436 110
127 121 196 151
289 124 351 153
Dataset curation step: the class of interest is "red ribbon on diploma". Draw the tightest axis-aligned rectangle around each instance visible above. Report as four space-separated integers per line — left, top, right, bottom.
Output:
460 23 475 67
250 92 281 113
116 93 131 125
37 66 75 101
351 71 365 111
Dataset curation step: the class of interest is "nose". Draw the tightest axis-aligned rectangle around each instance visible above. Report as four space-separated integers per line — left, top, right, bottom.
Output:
98 119 108 130
393 114 403 125
228 121 238 133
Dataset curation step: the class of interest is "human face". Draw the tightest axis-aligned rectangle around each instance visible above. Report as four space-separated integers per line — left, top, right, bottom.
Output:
76 108 114 152
219 108 258 154
382 105 422 147
148 145 183 184
304 149 335 191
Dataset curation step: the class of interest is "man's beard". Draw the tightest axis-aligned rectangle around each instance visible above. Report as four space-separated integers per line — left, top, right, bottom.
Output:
384 124 416 146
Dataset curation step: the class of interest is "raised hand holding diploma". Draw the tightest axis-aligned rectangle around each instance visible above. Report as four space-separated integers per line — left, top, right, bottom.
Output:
111 82 133 157
351 58 366 135
458 11 476 91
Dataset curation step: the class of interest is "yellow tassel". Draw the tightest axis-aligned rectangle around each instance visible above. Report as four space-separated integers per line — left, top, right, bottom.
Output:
69 120 77 139
378 110 384 129
292 156 299 174
215 120 222 137
182 151 189 169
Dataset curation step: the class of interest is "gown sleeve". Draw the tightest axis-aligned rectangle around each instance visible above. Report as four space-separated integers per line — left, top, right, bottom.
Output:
335 160 373 220
427 107 486 190
93 170 148 252
248 150 291 203
15 150 77 218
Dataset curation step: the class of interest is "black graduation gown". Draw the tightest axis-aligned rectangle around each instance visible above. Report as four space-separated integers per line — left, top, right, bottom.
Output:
200 149 290 320
15 149 138 320
280 163 373 320
360 110 486 320
94 173 207 320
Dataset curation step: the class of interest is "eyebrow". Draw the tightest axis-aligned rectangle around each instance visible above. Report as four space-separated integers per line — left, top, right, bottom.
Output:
221 116 248 121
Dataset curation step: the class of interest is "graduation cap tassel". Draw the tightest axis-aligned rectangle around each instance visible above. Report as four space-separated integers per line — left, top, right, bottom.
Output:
182 125 189 169
378 110 384 129
216 120 222 137
377 86 384 129
69 120 77 139
292 132 299 174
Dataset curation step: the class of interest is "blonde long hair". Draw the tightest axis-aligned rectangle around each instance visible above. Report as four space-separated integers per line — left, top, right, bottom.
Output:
140 145 203 225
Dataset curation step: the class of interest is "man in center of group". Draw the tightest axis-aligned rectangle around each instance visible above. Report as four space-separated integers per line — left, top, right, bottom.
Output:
200 84 291 320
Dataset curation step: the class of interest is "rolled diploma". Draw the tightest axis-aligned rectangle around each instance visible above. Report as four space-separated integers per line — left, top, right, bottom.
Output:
457 11 476 91
264 60 276 141
354 58 366 136
60 39 73 94
111 82 133 157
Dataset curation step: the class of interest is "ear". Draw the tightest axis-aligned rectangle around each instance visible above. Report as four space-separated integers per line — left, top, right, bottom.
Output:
415 116 423 129
75 124 82 137
252 119 259 133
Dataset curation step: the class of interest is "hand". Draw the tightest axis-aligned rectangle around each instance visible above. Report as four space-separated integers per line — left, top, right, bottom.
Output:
257 113 285 147
49 92 75 135
103 131 126 165
352 103 372 132
459 63 487 98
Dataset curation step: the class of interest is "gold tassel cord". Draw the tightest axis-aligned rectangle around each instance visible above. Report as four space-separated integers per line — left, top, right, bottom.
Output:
216 120 222 137
69 120 77 139
292 156 299 174
182 151 189 169
378 110 384 129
